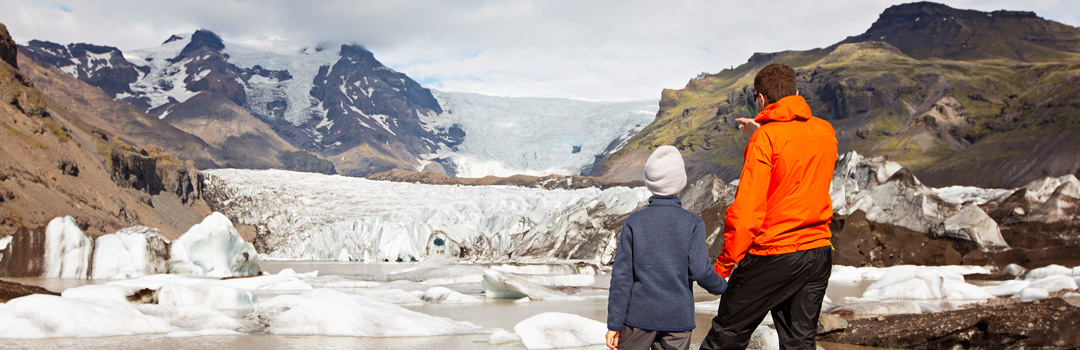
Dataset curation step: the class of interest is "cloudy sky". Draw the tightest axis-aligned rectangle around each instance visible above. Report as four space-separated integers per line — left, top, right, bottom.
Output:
2 0 1078 101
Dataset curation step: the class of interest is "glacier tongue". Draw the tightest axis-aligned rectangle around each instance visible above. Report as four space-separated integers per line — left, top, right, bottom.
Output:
202 169 650 262
431 91 657 177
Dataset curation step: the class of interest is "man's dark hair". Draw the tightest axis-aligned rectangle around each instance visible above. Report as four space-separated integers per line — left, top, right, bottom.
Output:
753 63 797 104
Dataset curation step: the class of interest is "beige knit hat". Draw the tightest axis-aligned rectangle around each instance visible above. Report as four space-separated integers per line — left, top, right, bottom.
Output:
644 145 687 196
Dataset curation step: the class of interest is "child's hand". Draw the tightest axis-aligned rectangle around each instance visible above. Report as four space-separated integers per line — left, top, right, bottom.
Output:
606 330 620 350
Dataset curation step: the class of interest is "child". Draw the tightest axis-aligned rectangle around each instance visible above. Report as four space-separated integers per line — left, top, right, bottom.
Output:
606 145 728 350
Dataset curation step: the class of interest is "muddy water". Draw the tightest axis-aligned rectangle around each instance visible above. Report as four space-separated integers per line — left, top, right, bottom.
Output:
0 262 992 349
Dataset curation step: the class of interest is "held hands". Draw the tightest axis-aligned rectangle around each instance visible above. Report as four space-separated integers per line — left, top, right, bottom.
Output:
606 330 619 350
735 118 760 138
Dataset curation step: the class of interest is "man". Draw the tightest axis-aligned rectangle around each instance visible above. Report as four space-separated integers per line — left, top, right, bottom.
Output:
699 63 838 350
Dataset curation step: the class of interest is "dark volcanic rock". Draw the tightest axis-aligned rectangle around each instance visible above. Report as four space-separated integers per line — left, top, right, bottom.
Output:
820 297 1080 349
0 278 58 302
0 23 17 67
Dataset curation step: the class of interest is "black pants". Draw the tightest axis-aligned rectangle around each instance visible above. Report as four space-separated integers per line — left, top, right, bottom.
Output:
699 246 831 350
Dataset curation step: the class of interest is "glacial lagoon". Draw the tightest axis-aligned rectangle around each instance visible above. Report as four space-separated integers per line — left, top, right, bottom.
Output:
0 260 1027 350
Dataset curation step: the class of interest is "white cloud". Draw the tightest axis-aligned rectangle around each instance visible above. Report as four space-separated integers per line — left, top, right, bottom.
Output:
1 0 1077 100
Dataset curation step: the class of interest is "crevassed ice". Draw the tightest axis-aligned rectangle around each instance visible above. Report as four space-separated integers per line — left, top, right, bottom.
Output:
203 169 650 262
431 91 657 177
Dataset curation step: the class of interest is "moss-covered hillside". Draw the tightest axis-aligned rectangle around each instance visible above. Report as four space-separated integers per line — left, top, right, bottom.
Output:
591 2 1080 188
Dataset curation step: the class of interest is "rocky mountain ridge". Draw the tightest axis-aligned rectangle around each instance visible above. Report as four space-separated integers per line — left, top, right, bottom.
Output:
590 2 1080 189
19 30 461 176
0 22 213 247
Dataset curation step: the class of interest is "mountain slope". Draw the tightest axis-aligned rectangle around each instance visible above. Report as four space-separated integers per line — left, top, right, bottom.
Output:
591 2 1080 188
19 30 459 176
0 22 210 240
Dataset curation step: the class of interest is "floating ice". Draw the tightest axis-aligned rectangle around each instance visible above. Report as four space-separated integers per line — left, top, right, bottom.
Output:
166 329 244 337
695 296 722 312
1024 264 1074 280
255 289 485 337
482 269 569 300
748 324 780 350
60 284 142 304
0 295 175 338
486 262 602 275
158 284 257 310
385 255 484 284
831 302 941 317
168 212 260 278
137 304 242 332
356 288 424 305
488 328 522 345
1019 287 1050 302
1003 263 1028 278
980 280 1032 297
43 216 92 279
420 286 482 304
1025 275 1078 294
91 226 170 280
513 312 606 349
829 265 866 284
861 269 992 301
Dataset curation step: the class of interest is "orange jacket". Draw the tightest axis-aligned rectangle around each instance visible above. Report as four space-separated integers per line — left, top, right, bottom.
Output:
714 95 837 278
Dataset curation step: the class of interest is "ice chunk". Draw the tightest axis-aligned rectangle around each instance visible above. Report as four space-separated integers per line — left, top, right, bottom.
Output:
255 289 484 337
513 312 606 349
91 226 170 280
420 286 482 303
1024 264 1073 281
980 280 1031 297
386 255 484 284
695 296 722 312
356 288 424 305
482 269 568 300
60 284 142 304
831 301 938 317
168 212 260 277
488 328 522 345
1026 274 1078 293
0 294 175 338
137 304 242 331
512 274 596 287
748 324 779 350
43 216 92 278
157 284 257 310
829 265 866 284
166 329 244 337
861 269 992 301
1003 263 1027 278
1019 287 1050 302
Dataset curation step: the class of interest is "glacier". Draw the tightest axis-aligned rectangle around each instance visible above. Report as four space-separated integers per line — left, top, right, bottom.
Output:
202 168 651 262
431 91 657 177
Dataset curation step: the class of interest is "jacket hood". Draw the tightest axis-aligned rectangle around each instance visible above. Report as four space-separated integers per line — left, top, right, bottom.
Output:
754 95 812 124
